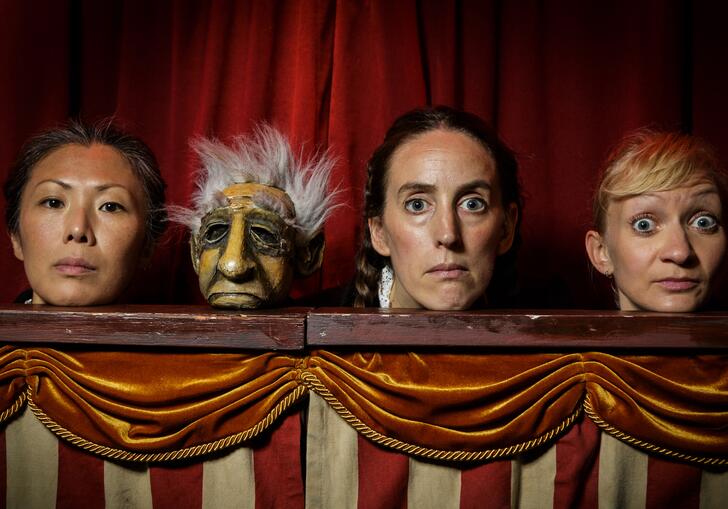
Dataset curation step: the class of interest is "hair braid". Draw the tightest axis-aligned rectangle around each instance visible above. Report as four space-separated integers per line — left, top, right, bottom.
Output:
353 163 387 307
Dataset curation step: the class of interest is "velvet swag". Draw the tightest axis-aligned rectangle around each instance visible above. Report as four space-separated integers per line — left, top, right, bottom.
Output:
0 346 725 465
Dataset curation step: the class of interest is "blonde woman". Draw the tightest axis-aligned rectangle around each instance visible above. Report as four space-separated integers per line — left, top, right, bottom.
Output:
586 130 727 311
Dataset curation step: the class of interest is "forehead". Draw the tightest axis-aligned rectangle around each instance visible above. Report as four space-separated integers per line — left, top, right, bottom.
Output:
222 182 295 216
609 177 722 215
28 143 140 191
387 129 496 190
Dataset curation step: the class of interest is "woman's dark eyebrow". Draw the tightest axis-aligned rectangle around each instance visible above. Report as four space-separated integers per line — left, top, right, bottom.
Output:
397 179 492 196
397 182 436 196
35 179 71 189
455 179 492 194
34 179 129 192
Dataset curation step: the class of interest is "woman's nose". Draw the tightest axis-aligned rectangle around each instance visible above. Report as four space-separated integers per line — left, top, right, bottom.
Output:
64 206 96 245
218 214 255 281
659 225 694 265
433 208 461 248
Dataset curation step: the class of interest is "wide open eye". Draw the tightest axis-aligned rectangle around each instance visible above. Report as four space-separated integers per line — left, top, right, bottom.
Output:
404 198 429 213
459 197 486 212
203 223 229 245
690 214 719 232
631 217 656 234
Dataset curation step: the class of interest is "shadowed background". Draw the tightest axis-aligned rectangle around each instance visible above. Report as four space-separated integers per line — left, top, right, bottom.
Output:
1 0 726 308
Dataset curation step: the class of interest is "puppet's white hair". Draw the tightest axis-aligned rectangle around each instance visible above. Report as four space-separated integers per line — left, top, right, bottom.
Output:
171 125 338 244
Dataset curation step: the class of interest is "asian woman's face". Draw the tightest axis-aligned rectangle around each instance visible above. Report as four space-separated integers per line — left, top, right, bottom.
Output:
586 175 726 312
11 144 148 306
369 129 517 310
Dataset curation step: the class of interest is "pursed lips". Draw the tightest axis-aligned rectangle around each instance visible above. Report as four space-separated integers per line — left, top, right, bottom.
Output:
208 277 263 299
426 263 468 279
54 257 96 276
655 277 700 291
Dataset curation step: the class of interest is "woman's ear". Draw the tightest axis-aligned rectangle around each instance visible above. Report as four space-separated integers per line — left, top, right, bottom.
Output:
585 230 614 276
497 202 519 255
368 217 391 257
10 232 24 262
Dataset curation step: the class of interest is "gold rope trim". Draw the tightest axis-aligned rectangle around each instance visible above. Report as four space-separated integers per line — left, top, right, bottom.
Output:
300 371 580 462
25 384 308 463
583 394 727 466
0 392 27 425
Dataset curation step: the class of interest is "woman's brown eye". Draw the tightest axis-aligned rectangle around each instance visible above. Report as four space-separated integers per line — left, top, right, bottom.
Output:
251 226 279 245
203 223 229 244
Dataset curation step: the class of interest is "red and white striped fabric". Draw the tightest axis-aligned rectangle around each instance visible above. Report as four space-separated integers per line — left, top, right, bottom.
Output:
305 393 728 509
0 407 304 509
2 398 726 508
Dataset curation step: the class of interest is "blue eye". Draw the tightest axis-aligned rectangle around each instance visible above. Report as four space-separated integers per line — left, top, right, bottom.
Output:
404 199 428 213
631 217 656 233
690 214 718 231
100 202 125 212
459 197 486 212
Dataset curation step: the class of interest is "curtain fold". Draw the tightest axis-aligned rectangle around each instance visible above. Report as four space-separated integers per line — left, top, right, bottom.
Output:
0 346 724 465
583 353 728 460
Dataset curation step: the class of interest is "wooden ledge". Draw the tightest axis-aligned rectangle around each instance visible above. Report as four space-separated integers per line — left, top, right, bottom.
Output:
1 305 727 350
307 308 728 349
0 305 308 350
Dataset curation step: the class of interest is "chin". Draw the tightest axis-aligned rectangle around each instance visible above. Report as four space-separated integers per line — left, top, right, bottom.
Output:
208 292 263 309
651 300 703 313
41 294 111 306
420 294 477 311
631 296 703 313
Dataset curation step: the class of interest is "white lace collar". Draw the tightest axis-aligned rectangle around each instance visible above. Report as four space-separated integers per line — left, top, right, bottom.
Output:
377 265 394 309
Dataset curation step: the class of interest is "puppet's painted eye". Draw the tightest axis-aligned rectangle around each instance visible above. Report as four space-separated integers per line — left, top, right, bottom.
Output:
203 223 229 244
250 226 279 246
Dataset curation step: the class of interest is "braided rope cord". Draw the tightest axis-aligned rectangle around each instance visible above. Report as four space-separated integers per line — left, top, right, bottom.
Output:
583 393 727 466
299 370 580 462
0 391 26 424
24 384 308 463
3 362 723 466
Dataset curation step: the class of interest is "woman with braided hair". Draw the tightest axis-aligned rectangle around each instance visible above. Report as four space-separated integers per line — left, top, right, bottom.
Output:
353 106 522 309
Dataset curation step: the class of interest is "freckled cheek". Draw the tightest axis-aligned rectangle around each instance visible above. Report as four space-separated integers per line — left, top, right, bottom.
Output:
698 235 728 274
463 221 503 260
105 222 147 268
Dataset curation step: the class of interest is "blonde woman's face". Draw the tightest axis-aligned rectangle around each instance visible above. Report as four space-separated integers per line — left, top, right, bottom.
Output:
586 175 726 311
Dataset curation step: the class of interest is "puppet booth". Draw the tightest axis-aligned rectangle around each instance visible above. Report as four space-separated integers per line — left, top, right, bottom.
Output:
1 2 727 508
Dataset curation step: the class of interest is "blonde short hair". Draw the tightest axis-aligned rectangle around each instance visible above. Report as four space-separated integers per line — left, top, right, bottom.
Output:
593 130 726 232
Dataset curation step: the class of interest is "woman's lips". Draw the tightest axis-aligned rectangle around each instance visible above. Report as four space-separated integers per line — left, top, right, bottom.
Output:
656 278 699 291
426 263 467 279
54 258 96 275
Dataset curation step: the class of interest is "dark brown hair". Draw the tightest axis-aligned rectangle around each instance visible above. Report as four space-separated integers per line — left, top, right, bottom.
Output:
353 106 523 307
4 119 167 249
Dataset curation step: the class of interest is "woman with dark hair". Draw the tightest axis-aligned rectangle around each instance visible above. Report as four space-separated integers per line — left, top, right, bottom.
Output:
4 119 167 305
354 106 522 309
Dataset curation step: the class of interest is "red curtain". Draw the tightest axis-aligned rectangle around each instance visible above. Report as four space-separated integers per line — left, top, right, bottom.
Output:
1 0 727 307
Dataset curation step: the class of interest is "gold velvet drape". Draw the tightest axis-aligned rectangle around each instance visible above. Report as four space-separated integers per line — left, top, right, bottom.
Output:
0 345 725 465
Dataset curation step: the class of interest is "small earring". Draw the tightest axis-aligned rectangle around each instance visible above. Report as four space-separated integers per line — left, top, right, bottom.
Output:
603 270 613 279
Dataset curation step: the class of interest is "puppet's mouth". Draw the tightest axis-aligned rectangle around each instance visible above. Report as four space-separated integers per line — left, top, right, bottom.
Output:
208 292 263 309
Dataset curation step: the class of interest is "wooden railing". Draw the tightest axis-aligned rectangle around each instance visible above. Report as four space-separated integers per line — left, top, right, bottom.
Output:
2 304 727 351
